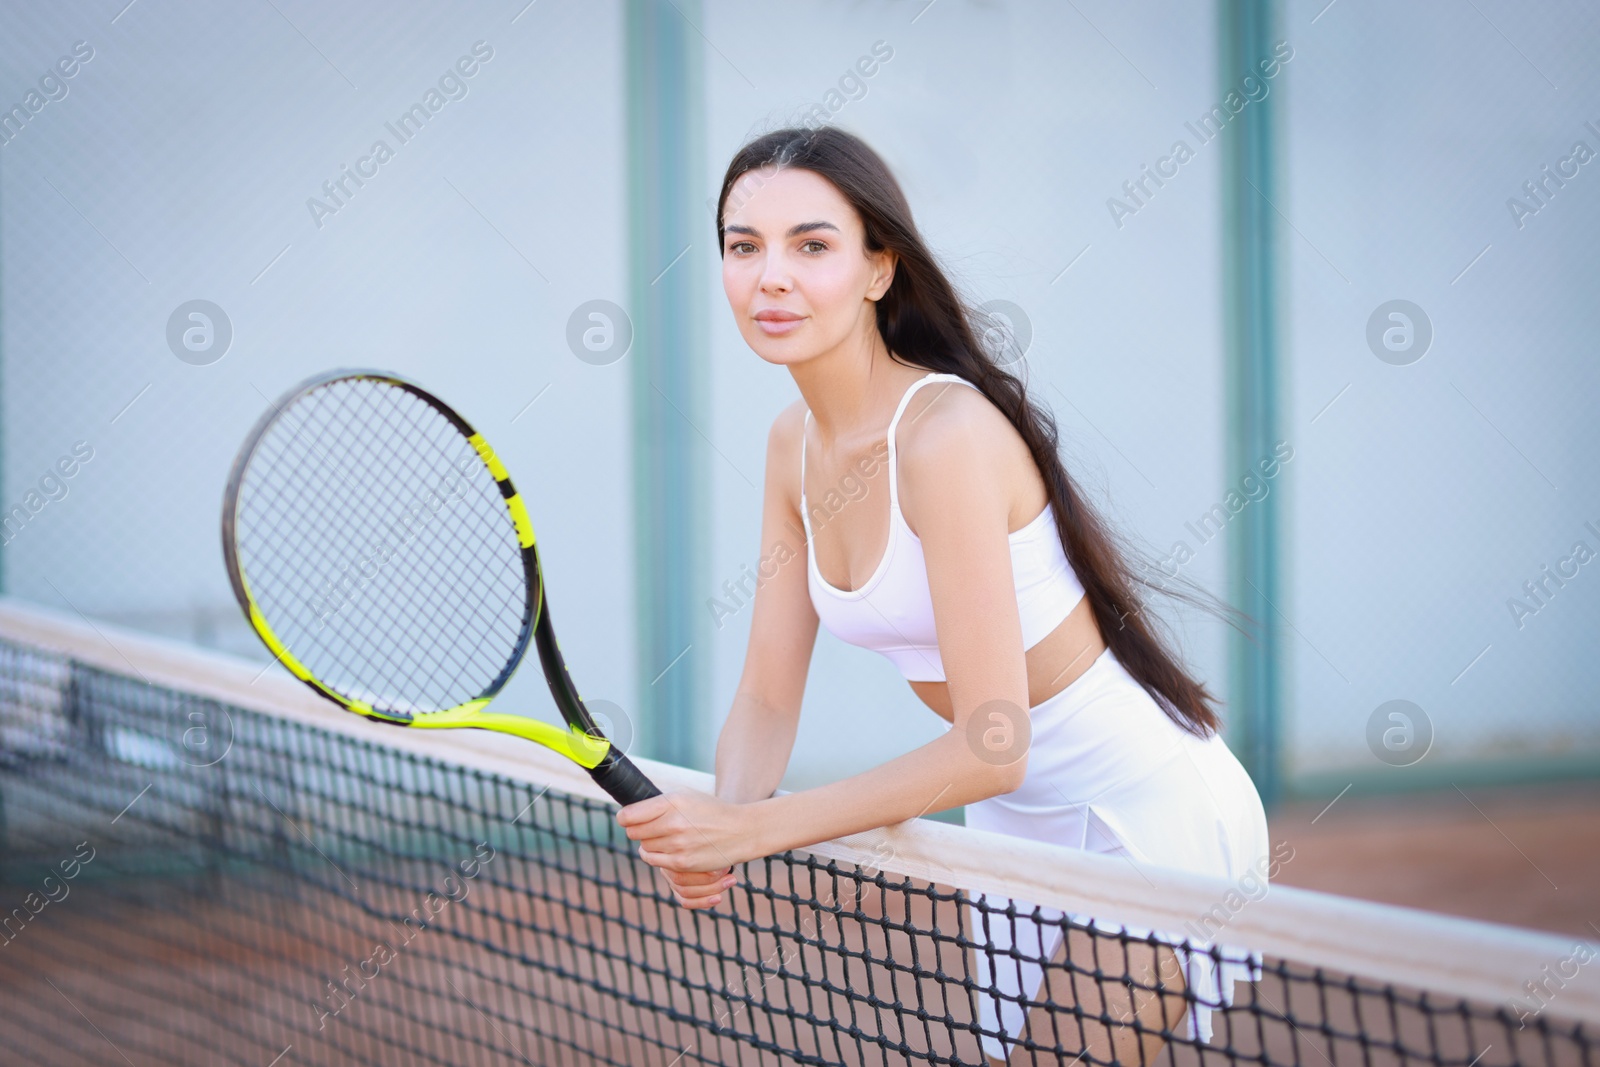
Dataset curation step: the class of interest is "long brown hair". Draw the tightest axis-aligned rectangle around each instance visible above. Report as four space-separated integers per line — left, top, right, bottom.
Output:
715 125 1257 739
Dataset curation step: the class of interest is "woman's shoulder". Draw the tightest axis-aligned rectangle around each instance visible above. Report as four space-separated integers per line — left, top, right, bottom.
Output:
895 376 1037 518
763 398 810 498
768 397 809 455
896 375 1017 467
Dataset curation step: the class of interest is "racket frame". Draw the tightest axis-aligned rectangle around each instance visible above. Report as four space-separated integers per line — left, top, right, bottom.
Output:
221 369 645 789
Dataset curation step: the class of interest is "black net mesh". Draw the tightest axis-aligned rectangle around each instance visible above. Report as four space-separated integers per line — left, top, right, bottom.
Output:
230 377 529 716
0 636 1593 1067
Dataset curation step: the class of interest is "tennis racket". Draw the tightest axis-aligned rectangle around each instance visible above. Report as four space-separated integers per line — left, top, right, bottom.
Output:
221 368 660 806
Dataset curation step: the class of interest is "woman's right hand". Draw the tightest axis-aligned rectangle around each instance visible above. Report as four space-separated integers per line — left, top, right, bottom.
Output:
660 865 737 910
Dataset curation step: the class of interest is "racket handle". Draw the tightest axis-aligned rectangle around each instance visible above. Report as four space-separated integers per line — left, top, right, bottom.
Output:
589 749 662 806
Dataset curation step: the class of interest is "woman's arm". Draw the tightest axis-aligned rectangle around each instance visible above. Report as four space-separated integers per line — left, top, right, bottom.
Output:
620 385 1036 884
632 403 818 908
715 690 803 803
714 401 819 803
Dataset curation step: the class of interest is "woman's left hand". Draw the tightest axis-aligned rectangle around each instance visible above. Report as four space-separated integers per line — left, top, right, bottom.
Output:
617 790 762 890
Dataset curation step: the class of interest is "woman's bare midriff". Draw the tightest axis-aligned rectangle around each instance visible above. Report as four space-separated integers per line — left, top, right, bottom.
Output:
911 596 1108 724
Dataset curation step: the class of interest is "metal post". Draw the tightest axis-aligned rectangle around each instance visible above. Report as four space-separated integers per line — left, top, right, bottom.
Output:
626 0 709 768
1220 0 1284 808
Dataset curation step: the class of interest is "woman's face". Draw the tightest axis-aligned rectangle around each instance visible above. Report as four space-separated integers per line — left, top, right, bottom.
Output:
720 166 895 367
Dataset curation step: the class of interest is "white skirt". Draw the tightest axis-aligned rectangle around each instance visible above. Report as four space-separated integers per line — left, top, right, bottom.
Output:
959 646 1271 1061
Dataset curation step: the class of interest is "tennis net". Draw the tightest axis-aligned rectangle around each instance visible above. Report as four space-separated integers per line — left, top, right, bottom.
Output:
0 598 1594 1067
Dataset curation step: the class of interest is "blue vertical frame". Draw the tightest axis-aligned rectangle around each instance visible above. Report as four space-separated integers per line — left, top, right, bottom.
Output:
1220 0 1284 808
625 0 709 767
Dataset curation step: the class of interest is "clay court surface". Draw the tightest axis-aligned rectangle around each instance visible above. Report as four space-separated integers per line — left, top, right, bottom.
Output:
1269 780 1600 940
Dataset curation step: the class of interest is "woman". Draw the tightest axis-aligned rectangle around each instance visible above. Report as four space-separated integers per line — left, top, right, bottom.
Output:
617 125 1271 1066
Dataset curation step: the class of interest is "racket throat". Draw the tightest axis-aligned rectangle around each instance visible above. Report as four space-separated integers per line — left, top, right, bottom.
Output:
411 706 611 769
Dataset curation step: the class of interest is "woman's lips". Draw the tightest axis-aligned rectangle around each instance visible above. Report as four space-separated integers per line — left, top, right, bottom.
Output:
754 312 804 336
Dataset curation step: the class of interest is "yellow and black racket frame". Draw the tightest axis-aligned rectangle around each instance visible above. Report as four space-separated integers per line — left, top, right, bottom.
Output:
221 368 659 806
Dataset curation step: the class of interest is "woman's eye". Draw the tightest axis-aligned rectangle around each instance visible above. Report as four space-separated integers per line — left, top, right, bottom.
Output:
802 240 827 254
730 241 755 254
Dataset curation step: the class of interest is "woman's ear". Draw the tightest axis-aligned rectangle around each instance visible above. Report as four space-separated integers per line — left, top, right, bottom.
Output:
867 248 897 302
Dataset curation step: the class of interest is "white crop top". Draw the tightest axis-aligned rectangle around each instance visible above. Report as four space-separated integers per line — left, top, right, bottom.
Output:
801 372 1087 682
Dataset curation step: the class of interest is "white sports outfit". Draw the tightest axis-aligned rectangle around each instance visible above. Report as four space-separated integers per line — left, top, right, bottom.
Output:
800 372 1271 1059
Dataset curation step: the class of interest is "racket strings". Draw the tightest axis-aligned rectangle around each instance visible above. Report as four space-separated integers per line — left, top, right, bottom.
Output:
241 388 461 703
316 382 527 700
330 385 523 682
259 387 449 654
233 378 530 714
261 390 472 695
261 382 523 708
374 394 530 698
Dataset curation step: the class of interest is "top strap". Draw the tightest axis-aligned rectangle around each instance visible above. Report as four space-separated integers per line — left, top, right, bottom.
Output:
886 373 980 509
799 372 979 533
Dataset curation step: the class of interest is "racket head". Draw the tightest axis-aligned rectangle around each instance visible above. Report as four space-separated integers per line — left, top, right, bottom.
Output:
222 369 541 724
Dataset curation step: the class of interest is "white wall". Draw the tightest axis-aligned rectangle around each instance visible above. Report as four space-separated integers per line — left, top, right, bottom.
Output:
1280 0 1600 777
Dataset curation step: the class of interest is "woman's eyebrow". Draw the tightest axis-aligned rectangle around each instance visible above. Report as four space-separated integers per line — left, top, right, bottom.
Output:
723 221 841 239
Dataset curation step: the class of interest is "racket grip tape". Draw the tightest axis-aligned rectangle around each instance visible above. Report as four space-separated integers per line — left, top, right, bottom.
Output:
588 749 662 806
